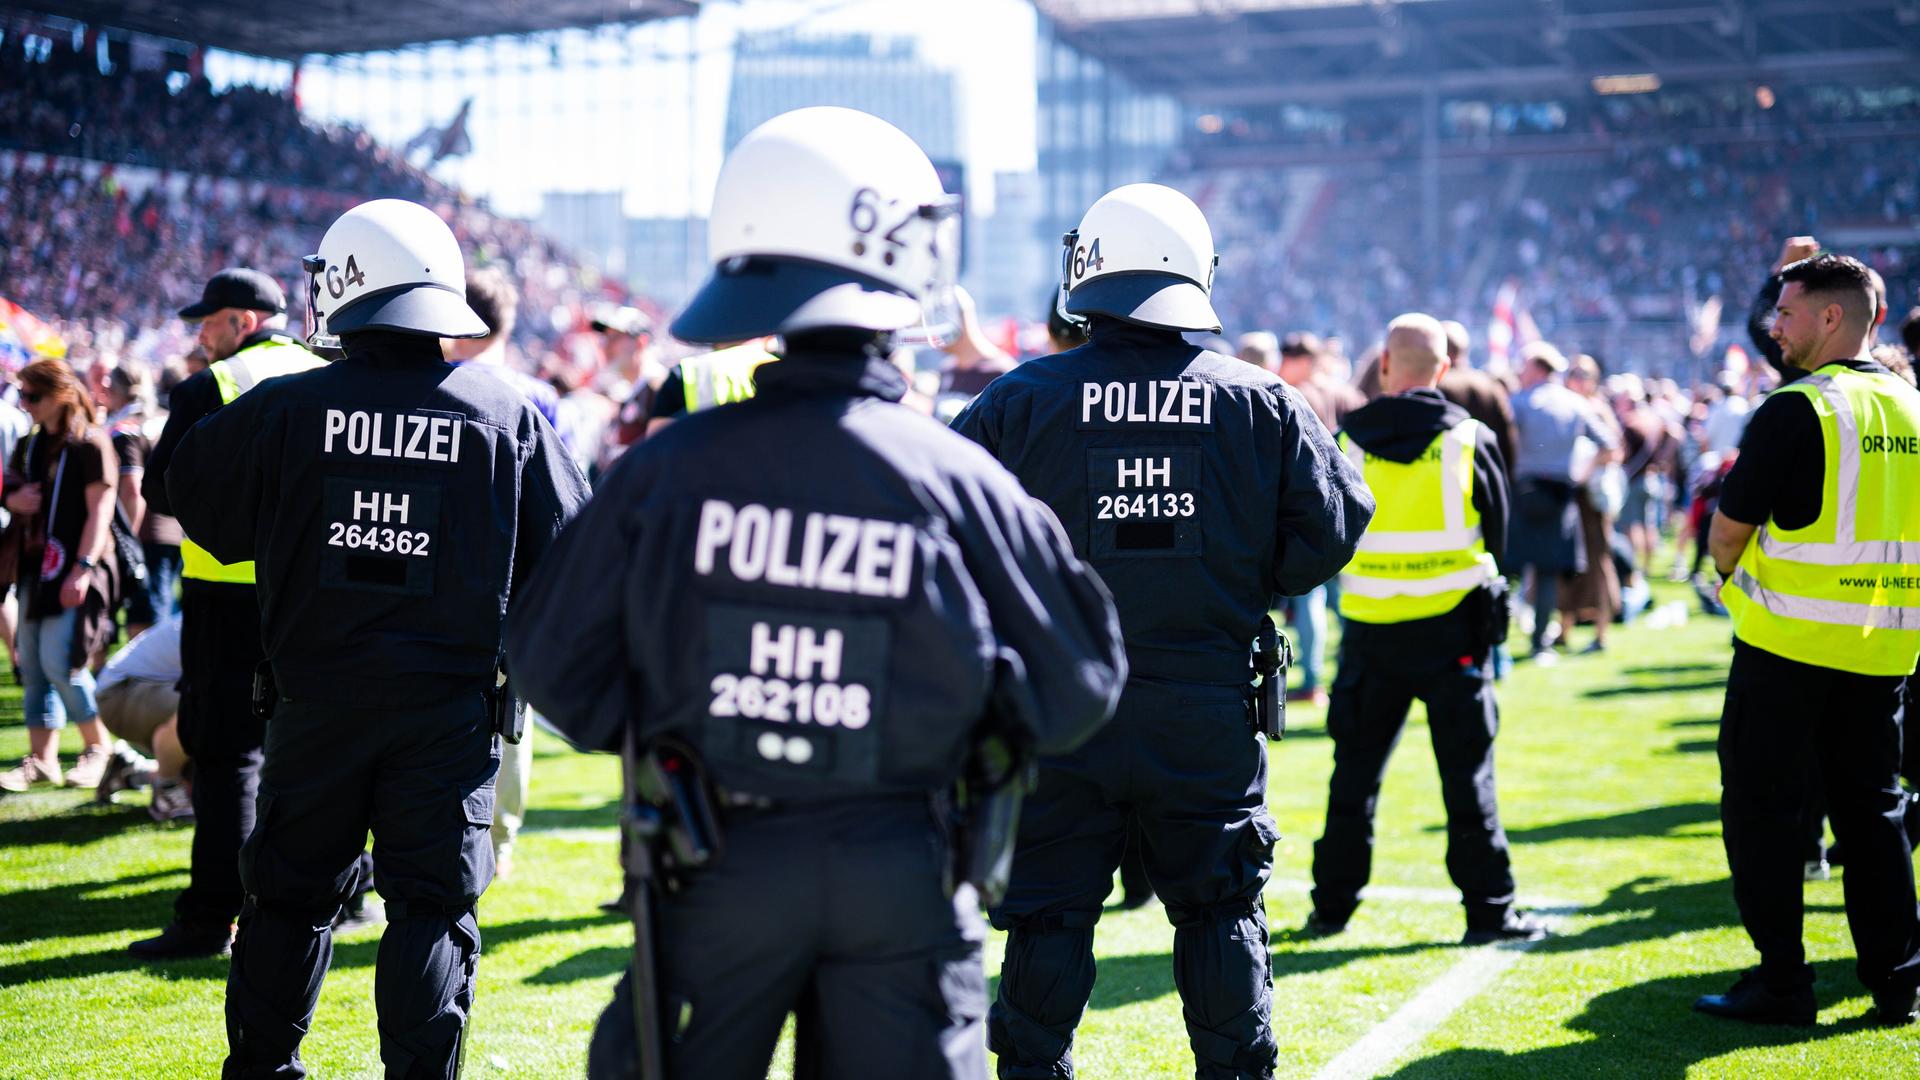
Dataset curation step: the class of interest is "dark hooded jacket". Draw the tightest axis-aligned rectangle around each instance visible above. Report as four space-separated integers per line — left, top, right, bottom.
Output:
1336 386 1511 652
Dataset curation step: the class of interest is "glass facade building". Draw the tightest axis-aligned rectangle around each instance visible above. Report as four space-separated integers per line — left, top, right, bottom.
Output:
1034 16 1181 266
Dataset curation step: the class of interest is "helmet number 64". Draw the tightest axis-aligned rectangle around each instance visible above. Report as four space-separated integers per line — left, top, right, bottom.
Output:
324 256 368 299
1072 239 1103 281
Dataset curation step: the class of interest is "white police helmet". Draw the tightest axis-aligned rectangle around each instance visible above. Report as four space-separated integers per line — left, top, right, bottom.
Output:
1059 183 1221 334
302 199 487 349
671 106 961 345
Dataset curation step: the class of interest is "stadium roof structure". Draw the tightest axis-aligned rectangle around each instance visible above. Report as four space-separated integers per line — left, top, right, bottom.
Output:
13 0 700 59
1033 0 1920 103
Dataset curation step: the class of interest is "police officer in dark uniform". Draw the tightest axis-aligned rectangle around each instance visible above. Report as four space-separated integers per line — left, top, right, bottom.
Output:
953 183 1374 1080
1304 313 1545 945
166 199 590 1078
505 106 1127 1080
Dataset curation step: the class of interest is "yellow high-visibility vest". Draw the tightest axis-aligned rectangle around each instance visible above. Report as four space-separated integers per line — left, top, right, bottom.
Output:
179 336 325 584
1722 362 1920 675
679 343 773 414
1337 417 1497 623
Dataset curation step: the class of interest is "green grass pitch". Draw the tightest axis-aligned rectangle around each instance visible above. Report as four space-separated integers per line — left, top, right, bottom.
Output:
3 579 1915 1077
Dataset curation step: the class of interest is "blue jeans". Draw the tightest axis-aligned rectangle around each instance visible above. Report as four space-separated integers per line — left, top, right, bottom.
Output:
144 542 182 620
1286 583 1329 693
20 607 98 730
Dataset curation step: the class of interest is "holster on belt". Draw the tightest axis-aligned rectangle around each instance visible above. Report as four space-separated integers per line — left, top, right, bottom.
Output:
621 734 725 1080
486 662 526 744
1252 614 1290 741
942 730 1035 908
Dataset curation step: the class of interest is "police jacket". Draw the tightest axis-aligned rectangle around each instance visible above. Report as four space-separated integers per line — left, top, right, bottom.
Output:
1337 387 1510 646
505 339 1127 803
165 330 591 708
951 319 1373 685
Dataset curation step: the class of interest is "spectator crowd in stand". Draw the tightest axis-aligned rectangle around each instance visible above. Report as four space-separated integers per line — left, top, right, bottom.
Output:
1 38 656 421
1187 86 1920 374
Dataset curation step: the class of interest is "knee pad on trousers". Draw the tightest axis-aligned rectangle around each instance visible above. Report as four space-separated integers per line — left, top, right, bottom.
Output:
375 908 480 1080
1167 900 1277 1080
988 911 1098 1077
225 895 341 1074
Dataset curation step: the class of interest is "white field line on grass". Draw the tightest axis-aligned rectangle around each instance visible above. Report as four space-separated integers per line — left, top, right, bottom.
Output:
1269 878 1578 909
1308 905 1580 1080
524 826 618 844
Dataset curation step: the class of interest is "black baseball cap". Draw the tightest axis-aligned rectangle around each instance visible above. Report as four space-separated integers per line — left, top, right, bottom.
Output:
178 267 287 320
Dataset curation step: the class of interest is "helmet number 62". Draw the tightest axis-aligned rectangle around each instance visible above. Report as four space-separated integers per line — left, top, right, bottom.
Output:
848 188 913 250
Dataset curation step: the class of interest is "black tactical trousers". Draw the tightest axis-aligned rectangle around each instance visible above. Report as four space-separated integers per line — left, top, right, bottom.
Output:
224 694 498 1080
1719 640 1920 996
174 580 267 932
586 797 985 1080
1310 632 1517 929
988 676 1279 1080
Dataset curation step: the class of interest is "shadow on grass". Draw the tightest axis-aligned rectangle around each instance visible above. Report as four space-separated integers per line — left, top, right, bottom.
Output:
0 869 180 949
0 906 623 987
988 938 1446 1013
0 940 232 985
1533 875 1741 957
1621 663 1724 677
1667 716 1720 729
1490 801 1719 845
1380 961 1873 1078
0 797 162 849
524 944 626 985
522 802 621 832
1583 678 1726 699
1665 739 1717 755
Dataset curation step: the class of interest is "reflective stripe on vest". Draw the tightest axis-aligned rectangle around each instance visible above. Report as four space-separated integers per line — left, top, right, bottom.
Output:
1721 364 1920 674
180 338 326 585
679 344 772 414
1337 417 1496 623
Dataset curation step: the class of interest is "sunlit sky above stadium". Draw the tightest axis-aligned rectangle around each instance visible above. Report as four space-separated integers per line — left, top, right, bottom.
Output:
228 0 1038 221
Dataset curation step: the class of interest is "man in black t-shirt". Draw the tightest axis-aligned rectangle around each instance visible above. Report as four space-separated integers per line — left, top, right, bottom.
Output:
1700 254 1920 1028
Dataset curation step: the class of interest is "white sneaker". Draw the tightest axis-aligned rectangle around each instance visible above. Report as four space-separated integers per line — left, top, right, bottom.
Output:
64 744 113 788
0 755 61 793
1803 859 1831 882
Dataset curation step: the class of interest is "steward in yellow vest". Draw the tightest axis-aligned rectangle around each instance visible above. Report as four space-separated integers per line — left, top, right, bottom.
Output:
130 268 336 963
1701 253 1920 1028
643 339 778 437
1306 313 1547 946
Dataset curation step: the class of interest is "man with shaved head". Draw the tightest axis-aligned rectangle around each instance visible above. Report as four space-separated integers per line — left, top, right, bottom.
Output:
1304 313 1547 944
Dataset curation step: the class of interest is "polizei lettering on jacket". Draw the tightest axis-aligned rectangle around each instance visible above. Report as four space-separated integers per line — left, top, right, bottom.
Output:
322 409 463 463
1078 379 1214 428
693 499 916 599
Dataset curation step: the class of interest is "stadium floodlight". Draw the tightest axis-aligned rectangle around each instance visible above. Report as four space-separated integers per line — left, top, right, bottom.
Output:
1592 73 1662 95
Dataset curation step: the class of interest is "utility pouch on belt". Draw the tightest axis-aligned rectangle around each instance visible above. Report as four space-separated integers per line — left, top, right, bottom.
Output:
945 732 1035 908
251 662 276 720
621 735 725 1080
488 667 526 744
1471 578 1512 653
1252 614 1290 741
